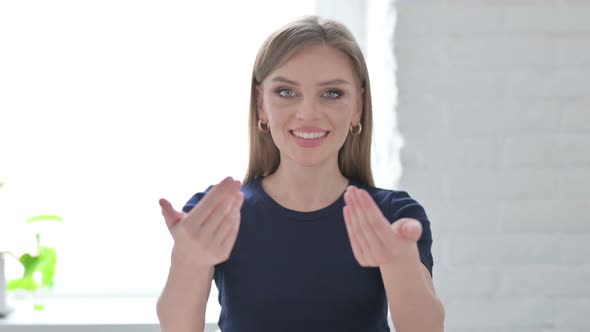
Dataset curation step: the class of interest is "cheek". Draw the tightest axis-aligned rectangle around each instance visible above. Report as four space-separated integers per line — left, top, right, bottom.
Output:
265 109 288 134
326 103 355 123
265 99 295 123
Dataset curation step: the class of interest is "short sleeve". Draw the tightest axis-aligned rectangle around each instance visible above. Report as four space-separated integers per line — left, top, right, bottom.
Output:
388 191 434 276
182 185 214 213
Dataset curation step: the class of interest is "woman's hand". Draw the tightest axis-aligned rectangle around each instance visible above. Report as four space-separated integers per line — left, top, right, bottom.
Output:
159 176 244 268
343 186 423 267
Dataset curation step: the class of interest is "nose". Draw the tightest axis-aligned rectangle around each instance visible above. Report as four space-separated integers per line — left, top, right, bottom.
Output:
295 97 320 120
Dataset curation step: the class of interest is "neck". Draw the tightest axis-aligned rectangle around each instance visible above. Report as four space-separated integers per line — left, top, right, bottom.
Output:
261 158 349 212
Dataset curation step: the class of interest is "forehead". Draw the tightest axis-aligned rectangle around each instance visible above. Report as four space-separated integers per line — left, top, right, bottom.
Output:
268 45 357 84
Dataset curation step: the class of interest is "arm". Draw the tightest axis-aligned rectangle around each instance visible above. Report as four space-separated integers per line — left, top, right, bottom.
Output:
156 249 214 332
342 188 445 332
380 239 445 332
156 177 243 332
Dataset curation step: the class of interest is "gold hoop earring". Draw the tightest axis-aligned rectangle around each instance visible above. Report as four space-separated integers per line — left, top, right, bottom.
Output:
350 123 362 136
258 119 270 133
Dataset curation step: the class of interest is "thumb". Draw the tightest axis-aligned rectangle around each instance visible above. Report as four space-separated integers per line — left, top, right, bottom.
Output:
159 198 185 230
396 218 423 242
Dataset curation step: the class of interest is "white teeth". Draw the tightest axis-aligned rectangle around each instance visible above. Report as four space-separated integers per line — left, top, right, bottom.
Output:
292 131 328 139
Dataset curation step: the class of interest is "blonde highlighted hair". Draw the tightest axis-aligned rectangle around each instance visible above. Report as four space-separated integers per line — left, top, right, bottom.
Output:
243 15 374 187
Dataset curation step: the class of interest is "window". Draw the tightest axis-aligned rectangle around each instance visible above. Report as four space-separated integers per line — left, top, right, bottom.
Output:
0 0 397 301
0 0 314 297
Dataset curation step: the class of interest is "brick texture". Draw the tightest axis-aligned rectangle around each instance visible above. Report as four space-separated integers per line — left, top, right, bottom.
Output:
394 0 590 330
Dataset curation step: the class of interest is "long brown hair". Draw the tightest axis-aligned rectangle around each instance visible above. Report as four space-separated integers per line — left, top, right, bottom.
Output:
243 15 374 187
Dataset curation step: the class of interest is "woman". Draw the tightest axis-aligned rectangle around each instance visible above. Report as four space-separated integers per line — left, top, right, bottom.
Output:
157 15 445 332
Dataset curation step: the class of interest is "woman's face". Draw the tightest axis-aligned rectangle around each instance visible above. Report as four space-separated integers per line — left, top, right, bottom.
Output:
257 45 363 168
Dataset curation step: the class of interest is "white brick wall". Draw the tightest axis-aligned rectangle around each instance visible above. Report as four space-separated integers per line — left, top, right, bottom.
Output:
394 0 590 331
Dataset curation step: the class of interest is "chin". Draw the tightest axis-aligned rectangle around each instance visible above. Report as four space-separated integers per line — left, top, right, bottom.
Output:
287 151 336 168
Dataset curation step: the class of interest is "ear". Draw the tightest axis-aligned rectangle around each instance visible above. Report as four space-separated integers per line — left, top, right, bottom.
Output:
352 87 364 124
256 84 267 121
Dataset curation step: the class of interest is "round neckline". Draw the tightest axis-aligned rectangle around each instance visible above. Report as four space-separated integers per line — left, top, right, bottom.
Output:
253 176 357 221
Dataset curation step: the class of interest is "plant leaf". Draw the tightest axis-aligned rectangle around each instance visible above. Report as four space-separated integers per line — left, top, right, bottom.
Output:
26 215 63 223
8 247 58 291
7 277 39 291
19 253 40 278
37 247 57 288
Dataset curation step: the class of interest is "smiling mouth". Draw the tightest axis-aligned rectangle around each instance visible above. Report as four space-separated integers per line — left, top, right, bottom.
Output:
290 130 330 139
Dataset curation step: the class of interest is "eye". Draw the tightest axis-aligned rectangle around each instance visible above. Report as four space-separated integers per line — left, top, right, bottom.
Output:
276 88 297 98
322 89 343 99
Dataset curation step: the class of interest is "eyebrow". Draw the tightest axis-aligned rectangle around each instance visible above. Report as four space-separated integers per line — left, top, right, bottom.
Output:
270 76 352 86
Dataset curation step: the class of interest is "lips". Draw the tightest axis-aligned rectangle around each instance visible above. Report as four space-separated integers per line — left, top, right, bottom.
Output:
289 128 330 148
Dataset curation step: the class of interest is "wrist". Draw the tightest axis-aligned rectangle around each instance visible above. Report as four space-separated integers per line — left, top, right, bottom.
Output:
379 244 421 272
170 245 212 272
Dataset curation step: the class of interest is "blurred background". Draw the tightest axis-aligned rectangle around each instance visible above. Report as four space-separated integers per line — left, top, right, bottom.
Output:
0 0 589 331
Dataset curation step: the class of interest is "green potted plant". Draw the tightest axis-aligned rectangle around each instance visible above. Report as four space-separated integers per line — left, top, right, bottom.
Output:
6 214 63 311
0 181 64 312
